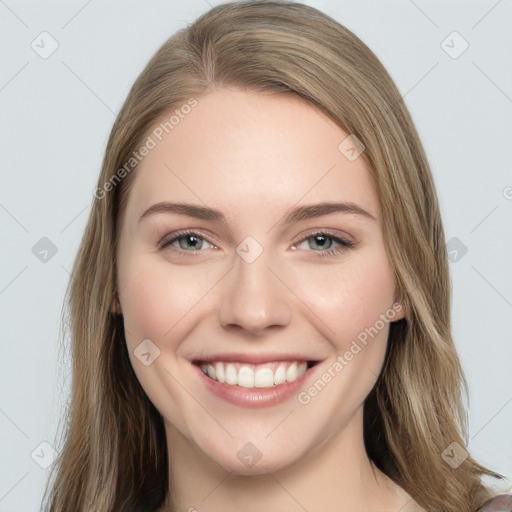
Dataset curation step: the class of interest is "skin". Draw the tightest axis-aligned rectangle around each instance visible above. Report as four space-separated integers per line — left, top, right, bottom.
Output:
115 87 423 511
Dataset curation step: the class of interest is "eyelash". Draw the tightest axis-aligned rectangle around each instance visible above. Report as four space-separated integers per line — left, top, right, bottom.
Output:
157 229 355 259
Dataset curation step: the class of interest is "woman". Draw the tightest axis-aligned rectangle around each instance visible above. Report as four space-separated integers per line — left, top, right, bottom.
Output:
42 1 511 511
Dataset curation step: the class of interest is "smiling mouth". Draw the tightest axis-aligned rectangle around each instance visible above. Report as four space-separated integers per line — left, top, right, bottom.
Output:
193 360 319 389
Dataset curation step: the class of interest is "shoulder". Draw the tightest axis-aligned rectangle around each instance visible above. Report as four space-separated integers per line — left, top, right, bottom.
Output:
478 494 512 511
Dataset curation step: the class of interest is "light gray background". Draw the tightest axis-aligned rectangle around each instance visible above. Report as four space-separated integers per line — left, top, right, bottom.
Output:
1 1 511 510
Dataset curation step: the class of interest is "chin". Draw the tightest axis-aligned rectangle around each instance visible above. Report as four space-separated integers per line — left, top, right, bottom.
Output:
216 452 297 476
198 436 306 476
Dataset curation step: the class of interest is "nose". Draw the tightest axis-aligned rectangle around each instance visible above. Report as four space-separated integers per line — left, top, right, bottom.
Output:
218 248 292 336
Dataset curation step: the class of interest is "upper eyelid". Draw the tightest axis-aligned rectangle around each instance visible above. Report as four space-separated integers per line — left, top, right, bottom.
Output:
295 229 353 242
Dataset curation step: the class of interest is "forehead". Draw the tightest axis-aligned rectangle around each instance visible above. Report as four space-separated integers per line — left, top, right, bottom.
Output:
124 87 378 224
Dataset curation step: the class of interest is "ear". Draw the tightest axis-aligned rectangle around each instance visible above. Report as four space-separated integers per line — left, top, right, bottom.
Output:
111 295 122 315
391 294 406 322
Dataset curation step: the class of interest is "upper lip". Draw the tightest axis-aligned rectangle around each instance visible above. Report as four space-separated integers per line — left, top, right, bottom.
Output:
191 353 321 365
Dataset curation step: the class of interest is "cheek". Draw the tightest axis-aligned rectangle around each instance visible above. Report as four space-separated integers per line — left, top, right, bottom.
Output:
118 255 214 345
298 249 396 349
294 252 396 424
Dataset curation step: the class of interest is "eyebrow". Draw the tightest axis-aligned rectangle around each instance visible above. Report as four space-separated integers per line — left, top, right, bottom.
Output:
138 201 376 226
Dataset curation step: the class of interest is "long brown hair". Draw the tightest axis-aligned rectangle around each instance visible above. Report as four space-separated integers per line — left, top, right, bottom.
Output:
42 1 507 510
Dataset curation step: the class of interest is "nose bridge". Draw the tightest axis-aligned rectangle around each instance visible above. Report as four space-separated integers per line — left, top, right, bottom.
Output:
218 240 292 334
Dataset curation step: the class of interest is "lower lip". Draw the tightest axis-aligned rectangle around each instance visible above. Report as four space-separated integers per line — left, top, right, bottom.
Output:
193 363 319 408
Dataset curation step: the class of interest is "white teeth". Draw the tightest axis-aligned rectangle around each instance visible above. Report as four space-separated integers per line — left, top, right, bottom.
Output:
237 366 255 388
214 361 225 383
274 364 286 385
199 361 309 388
225 363 238 385
286 361 298 382
255 367 275 388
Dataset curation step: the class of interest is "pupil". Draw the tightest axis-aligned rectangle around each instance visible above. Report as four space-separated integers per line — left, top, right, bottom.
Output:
314 235 327 249
181 235 200 250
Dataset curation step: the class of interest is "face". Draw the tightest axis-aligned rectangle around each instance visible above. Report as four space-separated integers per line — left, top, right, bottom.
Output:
115 87 404 475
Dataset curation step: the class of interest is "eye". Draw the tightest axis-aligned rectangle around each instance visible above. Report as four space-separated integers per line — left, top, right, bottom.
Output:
291 231 355 258
157 229 355 259
157 230 217 255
